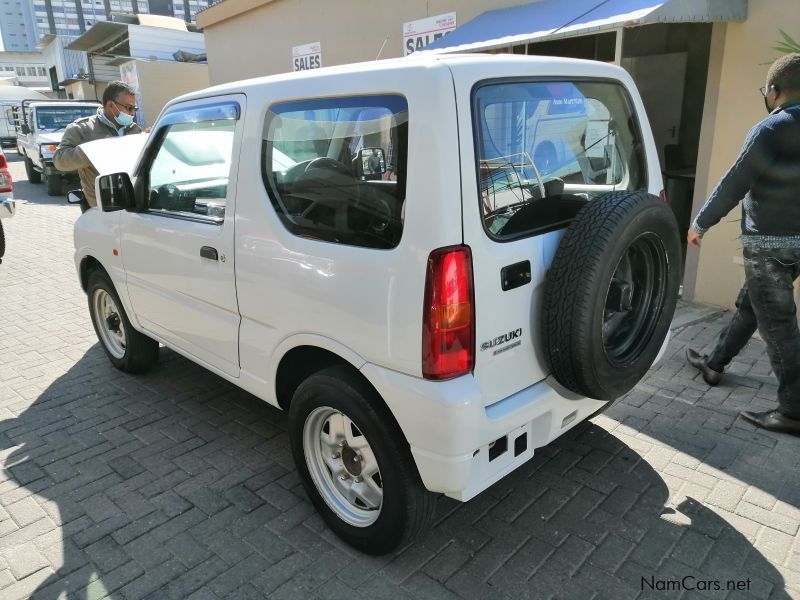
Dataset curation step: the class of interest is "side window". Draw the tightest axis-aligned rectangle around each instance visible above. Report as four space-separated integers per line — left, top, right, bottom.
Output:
262 94 408 250
147 119 235 223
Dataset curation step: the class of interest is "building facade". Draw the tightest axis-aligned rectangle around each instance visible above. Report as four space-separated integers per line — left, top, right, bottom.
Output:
0 50 48 87
0 0 38 50
197 0 800 312
0 0 211 51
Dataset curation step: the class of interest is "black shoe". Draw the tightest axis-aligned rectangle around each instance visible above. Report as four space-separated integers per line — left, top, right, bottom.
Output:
740 410 800 437
686 349 723 386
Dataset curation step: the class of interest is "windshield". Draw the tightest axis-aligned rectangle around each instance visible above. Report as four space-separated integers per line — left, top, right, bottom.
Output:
36 106 97 131
474 80 646 239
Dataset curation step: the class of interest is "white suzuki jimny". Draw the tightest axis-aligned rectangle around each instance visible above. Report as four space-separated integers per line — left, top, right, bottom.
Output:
72 54 680 554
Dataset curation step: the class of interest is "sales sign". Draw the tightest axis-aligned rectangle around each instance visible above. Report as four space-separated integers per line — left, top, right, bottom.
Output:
403 12 456 56
293 42 322 71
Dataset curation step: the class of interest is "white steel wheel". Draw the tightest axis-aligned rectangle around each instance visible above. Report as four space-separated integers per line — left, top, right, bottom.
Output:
303 406 383 527
92 287 127 359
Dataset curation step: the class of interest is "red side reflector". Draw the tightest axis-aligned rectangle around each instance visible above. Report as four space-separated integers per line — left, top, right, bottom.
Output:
113 249 119 256
422 245 475 380
659 189 667 202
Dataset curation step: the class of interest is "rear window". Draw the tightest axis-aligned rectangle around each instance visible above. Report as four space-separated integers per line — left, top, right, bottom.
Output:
474 80 646 240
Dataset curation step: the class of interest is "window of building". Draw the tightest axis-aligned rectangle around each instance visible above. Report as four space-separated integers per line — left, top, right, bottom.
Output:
262 95 408 250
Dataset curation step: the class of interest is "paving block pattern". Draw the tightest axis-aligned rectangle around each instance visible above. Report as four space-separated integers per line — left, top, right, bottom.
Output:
1 157 798 599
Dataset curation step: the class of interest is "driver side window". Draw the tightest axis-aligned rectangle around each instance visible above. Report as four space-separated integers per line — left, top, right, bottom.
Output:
147 119 236 223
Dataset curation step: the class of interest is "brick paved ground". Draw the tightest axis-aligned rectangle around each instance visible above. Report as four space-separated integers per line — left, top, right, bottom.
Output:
1 153 799 600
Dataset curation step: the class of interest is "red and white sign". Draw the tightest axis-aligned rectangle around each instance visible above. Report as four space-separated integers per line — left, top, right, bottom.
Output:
293 42 322 71
403 12 456 56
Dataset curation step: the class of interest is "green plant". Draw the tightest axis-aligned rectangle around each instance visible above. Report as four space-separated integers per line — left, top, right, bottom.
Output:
774 29 800 54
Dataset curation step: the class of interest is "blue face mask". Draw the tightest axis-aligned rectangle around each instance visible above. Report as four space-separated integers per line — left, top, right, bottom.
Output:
115 110 134 128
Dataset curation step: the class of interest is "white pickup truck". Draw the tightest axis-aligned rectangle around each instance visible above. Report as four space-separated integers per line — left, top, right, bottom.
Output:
72 54 680 554
15 100 99 195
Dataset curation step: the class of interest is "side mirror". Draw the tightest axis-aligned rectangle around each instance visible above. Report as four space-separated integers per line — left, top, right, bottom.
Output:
358 147 386 178
96 172 135 212
66 190 84 204
67 189 89 213
20 124 29 135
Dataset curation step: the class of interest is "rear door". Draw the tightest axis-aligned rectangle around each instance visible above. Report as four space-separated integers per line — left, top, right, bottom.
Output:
457 73 653 406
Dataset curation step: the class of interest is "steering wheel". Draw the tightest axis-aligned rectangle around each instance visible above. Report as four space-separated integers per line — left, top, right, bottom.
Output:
150 183 182 210
302 157 353 177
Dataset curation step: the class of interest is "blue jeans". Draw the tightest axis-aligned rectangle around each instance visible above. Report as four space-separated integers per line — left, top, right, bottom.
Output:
707 247 800 419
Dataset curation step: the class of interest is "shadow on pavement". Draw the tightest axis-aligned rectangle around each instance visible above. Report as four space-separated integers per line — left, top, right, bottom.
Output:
0 340 791 599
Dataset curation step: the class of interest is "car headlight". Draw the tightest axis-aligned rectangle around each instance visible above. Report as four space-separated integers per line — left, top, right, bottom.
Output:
40 144 57 159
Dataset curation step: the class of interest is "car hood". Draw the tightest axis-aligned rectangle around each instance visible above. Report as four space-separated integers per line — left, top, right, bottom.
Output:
79 133 149 176
38 132 63 145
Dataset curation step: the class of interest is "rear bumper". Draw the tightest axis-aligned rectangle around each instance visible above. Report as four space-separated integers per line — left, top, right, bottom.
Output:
361 363 604 501
0 197 14 219
364 328 673 501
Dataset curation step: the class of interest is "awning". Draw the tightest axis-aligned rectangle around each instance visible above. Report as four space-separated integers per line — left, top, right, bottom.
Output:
422 0 747 54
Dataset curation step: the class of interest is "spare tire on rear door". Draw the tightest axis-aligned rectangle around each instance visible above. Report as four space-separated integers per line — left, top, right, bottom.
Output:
542 191 681 400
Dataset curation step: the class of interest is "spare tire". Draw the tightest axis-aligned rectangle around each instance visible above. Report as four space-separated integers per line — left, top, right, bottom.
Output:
542 191 681 400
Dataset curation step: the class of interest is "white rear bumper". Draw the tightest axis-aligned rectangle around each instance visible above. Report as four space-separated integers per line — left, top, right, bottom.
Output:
361 363 605 501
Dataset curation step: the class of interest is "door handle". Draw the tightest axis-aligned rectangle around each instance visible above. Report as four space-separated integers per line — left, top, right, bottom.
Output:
200 246 218 261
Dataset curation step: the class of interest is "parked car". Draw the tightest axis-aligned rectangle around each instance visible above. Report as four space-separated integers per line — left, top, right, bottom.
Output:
0 147 14 263
15 100 100 196
71 54 681 554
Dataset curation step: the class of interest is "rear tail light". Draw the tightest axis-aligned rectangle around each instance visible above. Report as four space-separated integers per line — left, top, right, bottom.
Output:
659 189 667 202
0 168 12 193
0 153 7 169
422 245 475 380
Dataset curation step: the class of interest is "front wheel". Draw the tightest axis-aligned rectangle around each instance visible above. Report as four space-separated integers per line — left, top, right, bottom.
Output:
87 269 158 373
24 156 41 183
289 366 435 555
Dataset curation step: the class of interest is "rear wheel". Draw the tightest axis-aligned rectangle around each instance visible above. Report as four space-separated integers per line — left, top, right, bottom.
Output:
289 366 435 555
24 156 41 183
45 173 61 196
542 191 681 400
87 269 159 373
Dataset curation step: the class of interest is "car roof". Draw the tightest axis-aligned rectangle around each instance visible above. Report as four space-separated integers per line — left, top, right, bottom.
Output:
168 53 629 107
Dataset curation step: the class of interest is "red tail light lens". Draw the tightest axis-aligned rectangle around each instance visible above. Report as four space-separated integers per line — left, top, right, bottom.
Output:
422 245 475 380
0 168 12 193
0 153 7 169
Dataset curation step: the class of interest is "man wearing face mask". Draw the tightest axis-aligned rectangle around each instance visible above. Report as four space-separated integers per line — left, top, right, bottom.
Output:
686 53 800 436
54 81 143 208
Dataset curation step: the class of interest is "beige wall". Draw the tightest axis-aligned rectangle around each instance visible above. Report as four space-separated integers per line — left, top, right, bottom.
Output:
689 0 800 309
132 61 210 126
198 0 534 84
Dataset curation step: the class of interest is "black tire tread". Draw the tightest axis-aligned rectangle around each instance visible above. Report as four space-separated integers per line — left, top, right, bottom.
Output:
87 269 159 373
46 174 61 196
290 365 436 555
542 191 679 399
24 156 41 184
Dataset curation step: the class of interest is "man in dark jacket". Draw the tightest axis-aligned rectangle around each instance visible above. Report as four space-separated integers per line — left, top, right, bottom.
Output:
53 81 143 207
686 53 800 436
